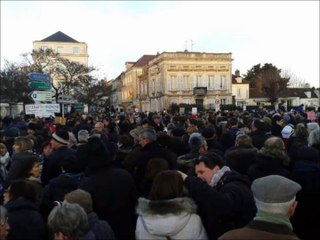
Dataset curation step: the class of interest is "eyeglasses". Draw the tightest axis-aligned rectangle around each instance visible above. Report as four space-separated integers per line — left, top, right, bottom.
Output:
0 217 8 227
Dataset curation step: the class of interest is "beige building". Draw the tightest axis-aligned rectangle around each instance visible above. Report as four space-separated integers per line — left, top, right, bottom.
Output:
33 31 88 66
231 70 249 108
121 55 156 110
137 51 233 112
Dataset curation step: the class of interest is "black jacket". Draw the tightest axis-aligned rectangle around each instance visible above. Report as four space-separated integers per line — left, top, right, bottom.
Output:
225 146 257 175
80 166 137 240
290 160 320 240
123 141 177 186
5 197 46 240
41 146 77 186
247 151 291 181
184 171 257 240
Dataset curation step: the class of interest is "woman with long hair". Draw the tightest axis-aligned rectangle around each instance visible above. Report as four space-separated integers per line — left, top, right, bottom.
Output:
135 170 207 239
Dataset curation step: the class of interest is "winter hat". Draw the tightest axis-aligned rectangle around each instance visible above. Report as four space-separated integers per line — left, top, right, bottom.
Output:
252 175 301 204
188 132 207 150
52 130 69 145
4 127 20 138
281 125 294 139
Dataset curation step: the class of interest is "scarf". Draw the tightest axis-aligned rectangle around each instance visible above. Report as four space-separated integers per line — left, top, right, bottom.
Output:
210 166 231 187
254 212 293 230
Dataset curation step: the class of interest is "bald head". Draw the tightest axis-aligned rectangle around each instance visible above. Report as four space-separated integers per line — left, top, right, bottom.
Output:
264 137 285 150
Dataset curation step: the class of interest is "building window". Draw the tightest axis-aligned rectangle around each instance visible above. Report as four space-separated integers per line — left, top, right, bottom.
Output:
170 75 177 90
73 47 80 55
57 47 64 53
209 75 214 89
183 75 190 90
238 88 241 97
220 75 226 89
196 75 202 87
152 79 155 93
221 99 226 105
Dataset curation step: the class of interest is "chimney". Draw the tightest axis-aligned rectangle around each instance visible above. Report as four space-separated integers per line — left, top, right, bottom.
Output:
235 69 240 77
125 62 134 70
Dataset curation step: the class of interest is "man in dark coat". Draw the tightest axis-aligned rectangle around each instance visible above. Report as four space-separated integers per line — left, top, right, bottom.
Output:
41 130 77 186
219 175 301 240
149 114 165 132
290 146 320 240
178 152 256 240
225 134 257 175
248 119 272 149
79 136 137 240
122 128 177 187
247 137 291 181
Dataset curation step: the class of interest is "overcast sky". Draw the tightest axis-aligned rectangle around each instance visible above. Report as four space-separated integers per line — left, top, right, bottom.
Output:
1 1 319 87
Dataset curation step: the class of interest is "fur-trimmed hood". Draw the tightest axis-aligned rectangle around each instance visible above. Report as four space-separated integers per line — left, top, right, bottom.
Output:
136 197 197 216
136 197 207 238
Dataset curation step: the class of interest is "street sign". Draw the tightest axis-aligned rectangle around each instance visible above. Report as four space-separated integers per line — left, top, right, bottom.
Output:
25 104 60 117
27 73 51 82
28 81 51 91
28 91 52 102
57 94 75 104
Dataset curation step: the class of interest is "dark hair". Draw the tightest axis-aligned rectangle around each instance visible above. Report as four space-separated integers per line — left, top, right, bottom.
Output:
149 170 183 200
227 117 238 127
145 158 170 181
14 155 40 179
253 119 267 132
195 152 224 169
8 179 37 202
118 135 134 147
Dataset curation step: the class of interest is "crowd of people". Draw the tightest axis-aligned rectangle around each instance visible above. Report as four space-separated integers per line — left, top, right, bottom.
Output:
0 105 319 240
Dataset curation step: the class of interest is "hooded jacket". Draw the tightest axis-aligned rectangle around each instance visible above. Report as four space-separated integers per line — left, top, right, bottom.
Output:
136 197 207 240
5 197 46 240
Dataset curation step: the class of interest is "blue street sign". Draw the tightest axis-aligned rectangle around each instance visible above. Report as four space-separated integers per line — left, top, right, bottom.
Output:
27 73 51 82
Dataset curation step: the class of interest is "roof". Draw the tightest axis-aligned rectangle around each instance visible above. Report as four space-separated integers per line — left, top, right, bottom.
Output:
40 31 79 43
284 88 319 98
249 87 319 99
232 74 249 84
133 55 156 67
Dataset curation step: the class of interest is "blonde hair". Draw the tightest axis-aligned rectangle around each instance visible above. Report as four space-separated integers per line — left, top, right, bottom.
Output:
14 136 33 152
186 125 199 135
0 143 8 152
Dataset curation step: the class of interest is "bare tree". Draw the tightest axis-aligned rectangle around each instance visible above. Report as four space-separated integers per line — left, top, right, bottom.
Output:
282 69 307 88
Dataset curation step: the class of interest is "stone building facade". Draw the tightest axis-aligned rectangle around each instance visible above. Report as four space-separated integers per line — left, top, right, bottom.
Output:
137 51 233 112
33 31 88 66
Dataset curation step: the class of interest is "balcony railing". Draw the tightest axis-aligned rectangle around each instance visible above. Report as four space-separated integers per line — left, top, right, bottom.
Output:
193 87 207 96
